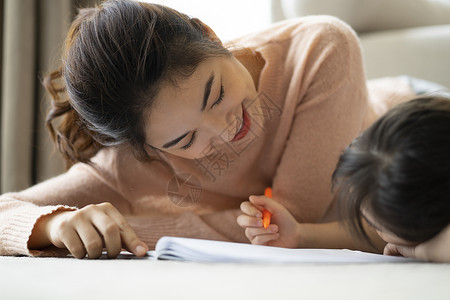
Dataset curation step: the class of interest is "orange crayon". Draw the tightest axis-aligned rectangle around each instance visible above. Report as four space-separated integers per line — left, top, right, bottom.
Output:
262 187 272 229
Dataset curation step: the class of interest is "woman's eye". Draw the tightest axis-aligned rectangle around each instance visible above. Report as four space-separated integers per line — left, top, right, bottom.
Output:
180 85 223 151
181 131 197 150
211 85 224 108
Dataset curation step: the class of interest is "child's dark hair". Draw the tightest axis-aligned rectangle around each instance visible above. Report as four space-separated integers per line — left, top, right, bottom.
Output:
43 0 230 167
332 95 450 244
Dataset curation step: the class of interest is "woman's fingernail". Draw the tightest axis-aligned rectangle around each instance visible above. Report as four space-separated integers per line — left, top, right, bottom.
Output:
135 245 147 255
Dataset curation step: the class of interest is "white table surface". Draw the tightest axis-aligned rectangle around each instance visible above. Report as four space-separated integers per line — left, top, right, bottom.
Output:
1 256 449 300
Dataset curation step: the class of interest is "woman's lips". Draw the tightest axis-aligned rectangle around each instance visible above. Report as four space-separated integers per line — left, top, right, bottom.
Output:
231 106 250 142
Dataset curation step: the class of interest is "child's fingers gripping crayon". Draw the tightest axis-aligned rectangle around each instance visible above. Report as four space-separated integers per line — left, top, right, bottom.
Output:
262 187 272 229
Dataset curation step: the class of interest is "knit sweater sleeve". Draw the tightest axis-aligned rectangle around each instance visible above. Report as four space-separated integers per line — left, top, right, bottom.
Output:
271 17 369 222
0 152 235 256
0 163 128 256
0 197 75 256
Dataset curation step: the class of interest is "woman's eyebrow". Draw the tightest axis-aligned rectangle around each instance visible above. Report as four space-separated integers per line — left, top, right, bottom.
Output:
162 72 214 149
201 72 214 112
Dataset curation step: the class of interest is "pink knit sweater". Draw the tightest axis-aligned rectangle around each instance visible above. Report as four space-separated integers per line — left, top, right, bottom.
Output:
0 16 415 256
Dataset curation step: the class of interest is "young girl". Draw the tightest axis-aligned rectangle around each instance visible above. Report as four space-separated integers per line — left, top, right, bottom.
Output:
0 0 416 258
239 95 450 262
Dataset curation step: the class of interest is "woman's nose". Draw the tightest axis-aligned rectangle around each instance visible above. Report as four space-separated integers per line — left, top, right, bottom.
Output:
204 110 237 143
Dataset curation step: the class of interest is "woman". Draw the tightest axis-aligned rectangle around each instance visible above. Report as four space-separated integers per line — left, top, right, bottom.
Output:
0 0 415 258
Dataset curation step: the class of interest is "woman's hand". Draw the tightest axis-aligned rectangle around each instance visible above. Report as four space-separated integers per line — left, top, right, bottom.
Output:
30 202 148 259
237 194 302 248
383 224 450 263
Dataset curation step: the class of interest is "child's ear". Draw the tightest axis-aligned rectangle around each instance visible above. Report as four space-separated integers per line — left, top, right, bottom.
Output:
191 18 222 45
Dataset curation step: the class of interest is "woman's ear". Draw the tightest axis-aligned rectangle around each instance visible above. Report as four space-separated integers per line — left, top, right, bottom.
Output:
191 18 222 45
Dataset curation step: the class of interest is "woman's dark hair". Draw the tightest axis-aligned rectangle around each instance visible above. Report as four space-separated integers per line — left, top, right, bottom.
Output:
43 0 230 167
332 95 450 244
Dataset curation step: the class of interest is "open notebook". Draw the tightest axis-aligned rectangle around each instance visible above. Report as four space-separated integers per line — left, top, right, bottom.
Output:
134 236 417 263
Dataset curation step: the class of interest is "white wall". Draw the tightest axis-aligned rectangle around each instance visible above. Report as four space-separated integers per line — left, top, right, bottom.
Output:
141 0 273 42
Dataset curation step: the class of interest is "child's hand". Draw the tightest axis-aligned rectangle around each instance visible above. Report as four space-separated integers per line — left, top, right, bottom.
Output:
237 194 302 248
383 224 450 263
34 202 148 259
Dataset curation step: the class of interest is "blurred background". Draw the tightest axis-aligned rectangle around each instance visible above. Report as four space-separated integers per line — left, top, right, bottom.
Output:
1 0 449 193
145 0 272 42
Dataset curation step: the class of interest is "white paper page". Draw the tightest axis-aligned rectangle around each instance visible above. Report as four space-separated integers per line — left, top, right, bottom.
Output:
154 236 418 263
